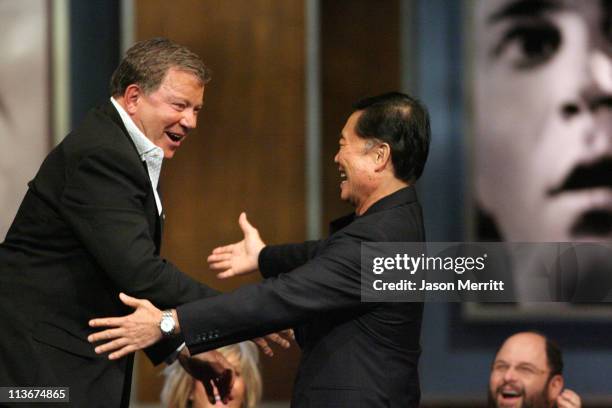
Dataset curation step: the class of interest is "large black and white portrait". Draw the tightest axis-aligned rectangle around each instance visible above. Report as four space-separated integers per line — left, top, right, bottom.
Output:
467 0 612 317
0 0 51 239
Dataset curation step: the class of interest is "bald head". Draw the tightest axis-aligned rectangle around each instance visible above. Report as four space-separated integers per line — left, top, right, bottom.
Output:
498 332 563 377
488 332 564 408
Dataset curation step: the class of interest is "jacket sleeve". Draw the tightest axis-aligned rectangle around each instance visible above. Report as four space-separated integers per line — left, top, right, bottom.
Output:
59 145 219 364
177 224 385 355
258 240 325 278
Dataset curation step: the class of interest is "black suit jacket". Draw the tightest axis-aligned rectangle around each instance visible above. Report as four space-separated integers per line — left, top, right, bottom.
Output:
0 102 217 407
178 187 425 407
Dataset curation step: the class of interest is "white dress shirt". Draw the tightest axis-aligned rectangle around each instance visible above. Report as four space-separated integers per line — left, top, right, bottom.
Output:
110 97 184 361
110 97 163 215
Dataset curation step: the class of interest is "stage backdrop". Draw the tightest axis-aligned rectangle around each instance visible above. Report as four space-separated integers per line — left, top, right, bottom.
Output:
0 0 51 239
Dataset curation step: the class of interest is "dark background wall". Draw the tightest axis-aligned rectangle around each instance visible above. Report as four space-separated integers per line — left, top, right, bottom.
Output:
135 0 307 401
69 0 120 128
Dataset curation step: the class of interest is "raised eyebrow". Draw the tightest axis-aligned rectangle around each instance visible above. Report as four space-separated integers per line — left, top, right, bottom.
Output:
487 0 565 25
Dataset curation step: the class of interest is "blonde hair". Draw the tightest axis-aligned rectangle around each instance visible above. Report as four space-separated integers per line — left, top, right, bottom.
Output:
161 342 262 408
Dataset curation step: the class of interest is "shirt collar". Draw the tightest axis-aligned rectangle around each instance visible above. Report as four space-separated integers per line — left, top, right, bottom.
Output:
329 186 418 234
361 186 417 217
110 97 163 159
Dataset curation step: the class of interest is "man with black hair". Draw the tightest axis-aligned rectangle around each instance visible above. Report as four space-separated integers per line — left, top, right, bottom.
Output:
489 332 581 408
89 92 431 407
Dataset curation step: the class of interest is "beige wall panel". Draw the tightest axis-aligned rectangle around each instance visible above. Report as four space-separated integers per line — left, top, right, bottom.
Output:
321 0 401 226
135 0 305 402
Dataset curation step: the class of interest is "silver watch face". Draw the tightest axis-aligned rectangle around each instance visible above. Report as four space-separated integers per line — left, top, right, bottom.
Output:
160 316 174 334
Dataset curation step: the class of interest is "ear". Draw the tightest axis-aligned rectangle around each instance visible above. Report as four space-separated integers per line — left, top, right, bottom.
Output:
547 374 564 401
122 84 142 115
373 142 391 172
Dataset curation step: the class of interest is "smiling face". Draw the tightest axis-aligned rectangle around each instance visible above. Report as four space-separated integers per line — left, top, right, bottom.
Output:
488 333 561 408
128 67 204 159
334 110 380 214
473 0 612 240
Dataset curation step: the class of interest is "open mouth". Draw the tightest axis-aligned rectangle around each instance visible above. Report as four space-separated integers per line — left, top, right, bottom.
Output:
571 209 612 237
549 157 612 196
496 383 523 405
498 388 522 405
165 131 184 143
340 171 347 186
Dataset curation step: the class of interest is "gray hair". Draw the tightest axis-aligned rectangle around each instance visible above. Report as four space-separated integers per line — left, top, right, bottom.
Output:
110 37 211 97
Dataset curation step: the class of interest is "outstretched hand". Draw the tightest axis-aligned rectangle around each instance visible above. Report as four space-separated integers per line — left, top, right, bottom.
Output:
88 293 165 359
207 212 266 279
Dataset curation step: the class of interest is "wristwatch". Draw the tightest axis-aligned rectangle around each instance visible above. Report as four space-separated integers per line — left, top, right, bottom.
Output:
159 310 176 337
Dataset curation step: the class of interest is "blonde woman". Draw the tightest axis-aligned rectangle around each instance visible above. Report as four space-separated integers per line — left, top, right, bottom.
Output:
162 342 262 408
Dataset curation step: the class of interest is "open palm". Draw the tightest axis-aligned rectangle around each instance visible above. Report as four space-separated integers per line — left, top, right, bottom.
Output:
207 212 265 278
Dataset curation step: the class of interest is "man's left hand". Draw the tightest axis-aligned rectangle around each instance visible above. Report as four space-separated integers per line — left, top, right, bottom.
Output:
88 293 295 360
253 329 295 356
88 292 164 359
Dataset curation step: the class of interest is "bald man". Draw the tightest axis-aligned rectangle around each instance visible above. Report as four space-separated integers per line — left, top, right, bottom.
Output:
488 332 581 408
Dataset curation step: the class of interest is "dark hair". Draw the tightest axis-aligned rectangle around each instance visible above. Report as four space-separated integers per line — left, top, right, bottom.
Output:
110 37 211 97
352 92 431 182
544 336 563 377
493 332 564 377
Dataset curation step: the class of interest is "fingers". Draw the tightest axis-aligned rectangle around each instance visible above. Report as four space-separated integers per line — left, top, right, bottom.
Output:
88 334 138 360
201 379 217 405
89 316 128 328
209 260 232 271
253 330 296 357
253 337 274 357
207 252 232 263
216 270 237 279
215 370 234 404
557 389 581 408
94 337 129 354
238 212 256 236
282 329 295 340
109 344 139 360
265 333 290 349
87 327 124 343
211 244 235 255
118 292 143 308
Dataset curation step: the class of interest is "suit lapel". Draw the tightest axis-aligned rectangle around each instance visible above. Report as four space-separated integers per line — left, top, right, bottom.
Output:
157 183 164 252
101 101 163 253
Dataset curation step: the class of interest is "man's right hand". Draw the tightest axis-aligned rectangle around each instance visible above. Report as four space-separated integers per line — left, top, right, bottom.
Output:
207 212 265 279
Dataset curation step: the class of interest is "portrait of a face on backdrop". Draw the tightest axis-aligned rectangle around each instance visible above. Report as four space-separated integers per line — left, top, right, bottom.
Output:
469 0 612 315
0 0 50 240
473 0 612 242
